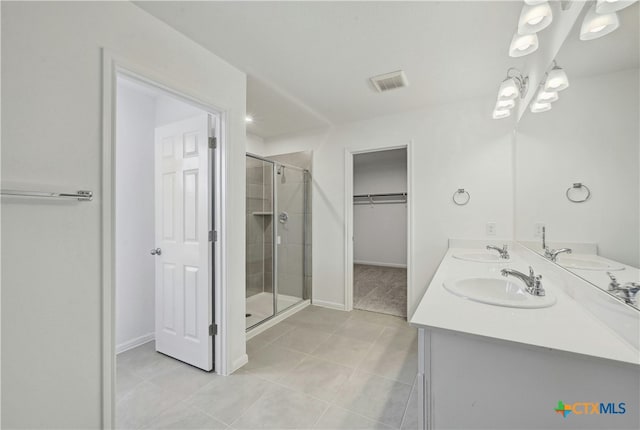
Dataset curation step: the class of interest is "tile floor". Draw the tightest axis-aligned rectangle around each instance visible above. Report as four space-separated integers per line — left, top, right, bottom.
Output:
354 265 407 318
116 305 419 429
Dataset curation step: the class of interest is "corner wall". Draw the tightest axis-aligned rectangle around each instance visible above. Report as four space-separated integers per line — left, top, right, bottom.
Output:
1 2 246 427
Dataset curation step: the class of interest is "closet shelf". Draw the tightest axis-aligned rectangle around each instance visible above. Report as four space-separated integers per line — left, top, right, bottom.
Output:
252 211 273 216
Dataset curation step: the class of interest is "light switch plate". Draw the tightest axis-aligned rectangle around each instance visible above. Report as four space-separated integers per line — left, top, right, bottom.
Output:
534 223 545 238
486 222 497 236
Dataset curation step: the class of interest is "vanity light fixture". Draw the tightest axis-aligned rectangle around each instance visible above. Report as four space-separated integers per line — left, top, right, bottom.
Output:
493 68 528 119
524 0 548 5
580 4 620 40
530 101 552 113
595 0 638 14
518 1 553 34
498 78 520 101
509 32 539 57
544 62 569 92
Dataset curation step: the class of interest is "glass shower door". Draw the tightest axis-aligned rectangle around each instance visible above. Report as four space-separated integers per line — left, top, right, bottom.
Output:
245 155 275 329
275 165 308 313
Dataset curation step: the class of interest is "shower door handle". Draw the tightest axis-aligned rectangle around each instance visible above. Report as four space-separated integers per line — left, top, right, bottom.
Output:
150 248 162 256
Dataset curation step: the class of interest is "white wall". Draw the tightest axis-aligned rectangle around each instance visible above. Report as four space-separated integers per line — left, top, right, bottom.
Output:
247 132 266 155
115 82 156 353
1 2 246 427
515 69 640 267
353 149 407 267
263 96 514 314
155 95 203 127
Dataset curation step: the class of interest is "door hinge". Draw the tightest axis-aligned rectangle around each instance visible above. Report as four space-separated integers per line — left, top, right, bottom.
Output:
209 324 217 336
208 136 217 149
208 230 218 242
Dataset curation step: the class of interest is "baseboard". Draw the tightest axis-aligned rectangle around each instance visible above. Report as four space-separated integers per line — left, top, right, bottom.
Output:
312 299 346 311
116 332 154 355
354 260 407 269
231 354 249 374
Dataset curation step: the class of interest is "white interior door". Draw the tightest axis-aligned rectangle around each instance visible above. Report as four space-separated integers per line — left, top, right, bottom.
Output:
154 113 213 371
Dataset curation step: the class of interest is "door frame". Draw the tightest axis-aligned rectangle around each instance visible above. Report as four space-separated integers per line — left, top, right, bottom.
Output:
344 142 414 318
101 50 227 428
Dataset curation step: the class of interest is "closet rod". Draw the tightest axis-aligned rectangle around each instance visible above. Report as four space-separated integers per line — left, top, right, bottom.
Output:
353 192 407 198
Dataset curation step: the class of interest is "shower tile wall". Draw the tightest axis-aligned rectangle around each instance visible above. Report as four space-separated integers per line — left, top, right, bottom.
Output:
245 158 272 298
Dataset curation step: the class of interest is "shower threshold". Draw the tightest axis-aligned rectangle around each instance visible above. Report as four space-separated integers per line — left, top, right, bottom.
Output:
245 292 302 329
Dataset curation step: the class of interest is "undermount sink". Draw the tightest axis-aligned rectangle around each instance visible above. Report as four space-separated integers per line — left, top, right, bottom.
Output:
557 256 624 271
452 252 512 263
443 277 557 309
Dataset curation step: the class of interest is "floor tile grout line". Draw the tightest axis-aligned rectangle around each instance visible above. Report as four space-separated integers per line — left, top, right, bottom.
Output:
399 374 418 429
247 366 400 429
309 401 332 428
226 376 331 429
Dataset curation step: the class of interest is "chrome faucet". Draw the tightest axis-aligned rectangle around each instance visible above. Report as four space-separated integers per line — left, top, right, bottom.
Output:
501 266 546 296
607 272 640 306
486 244 510 259
544 247 572 262
541 227 572 262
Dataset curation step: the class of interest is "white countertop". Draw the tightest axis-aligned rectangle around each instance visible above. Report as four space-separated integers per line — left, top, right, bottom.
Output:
410 247 640 365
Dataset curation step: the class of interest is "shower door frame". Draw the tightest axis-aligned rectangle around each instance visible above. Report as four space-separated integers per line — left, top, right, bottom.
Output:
246 153 310 330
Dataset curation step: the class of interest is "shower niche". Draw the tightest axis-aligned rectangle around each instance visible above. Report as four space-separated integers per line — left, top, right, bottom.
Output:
245 152 311 330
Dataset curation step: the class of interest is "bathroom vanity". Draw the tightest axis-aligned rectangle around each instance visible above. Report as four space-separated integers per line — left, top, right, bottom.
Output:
410 242 640 429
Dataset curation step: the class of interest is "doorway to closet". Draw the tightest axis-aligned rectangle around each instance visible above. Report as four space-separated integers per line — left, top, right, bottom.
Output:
352 149 408 318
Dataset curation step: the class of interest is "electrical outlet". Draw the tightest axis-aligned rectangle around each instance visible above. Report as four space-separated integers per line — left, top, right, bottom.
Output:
534 223 545 238
486 222 497 236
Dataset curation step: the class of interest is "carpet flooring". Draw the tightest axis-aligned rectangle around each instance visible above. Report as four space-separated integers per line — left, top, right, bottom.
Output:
354 264 407 318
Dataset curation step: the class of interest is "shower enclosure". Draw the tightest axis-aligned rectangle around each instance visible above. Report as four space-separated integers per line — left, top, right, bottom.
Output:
245 154 311 329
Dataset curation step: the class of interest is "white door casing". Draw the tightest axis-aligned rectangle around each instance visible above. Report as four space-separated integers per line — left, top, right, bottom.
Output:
154 114 213 371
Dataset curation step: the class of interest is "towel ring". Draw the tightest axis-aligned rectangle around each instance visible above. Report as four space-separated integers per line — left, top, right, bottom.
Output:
566 183 591 203
452 188 470 206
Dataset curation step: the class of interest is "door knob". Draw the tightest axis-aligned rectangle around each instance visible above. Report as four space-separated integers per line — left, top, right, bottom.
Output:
150 248 162 256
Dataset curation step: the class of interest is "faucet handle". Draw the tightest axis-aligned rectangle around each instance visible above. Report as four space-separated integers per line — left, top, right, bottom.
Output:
607 272 620 290
528 266 535 278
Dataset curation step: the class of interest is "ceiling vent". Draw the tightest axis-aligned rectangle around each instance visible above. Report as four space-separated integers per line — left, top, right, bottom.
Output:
370 70 409 93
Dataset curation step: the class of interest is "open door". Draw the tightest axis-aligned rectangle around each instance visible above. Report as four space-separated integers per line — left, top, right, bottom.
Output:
153 113 213 371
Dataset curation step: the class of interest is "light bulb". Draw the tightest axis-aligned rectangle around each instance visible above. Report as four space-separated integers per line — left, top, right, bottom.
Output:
509 33 539 57
544 66 569 92
530 102 552 113
245 115 254 123
536 90 558 103
528 16 544 25
496 99 516 109
596 0 637 13
518 2 553 35
580 4 620 40
492 109 511 119
498 78 520 100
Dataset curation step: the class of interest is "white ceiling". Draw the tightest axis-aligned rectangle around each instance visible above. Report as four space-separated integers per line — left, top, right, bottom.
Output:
136 1 636 139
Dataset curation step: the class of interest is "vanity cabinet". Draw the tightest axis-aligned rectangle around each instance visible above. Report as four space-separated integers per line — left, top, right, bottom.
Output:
416 327 639 429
